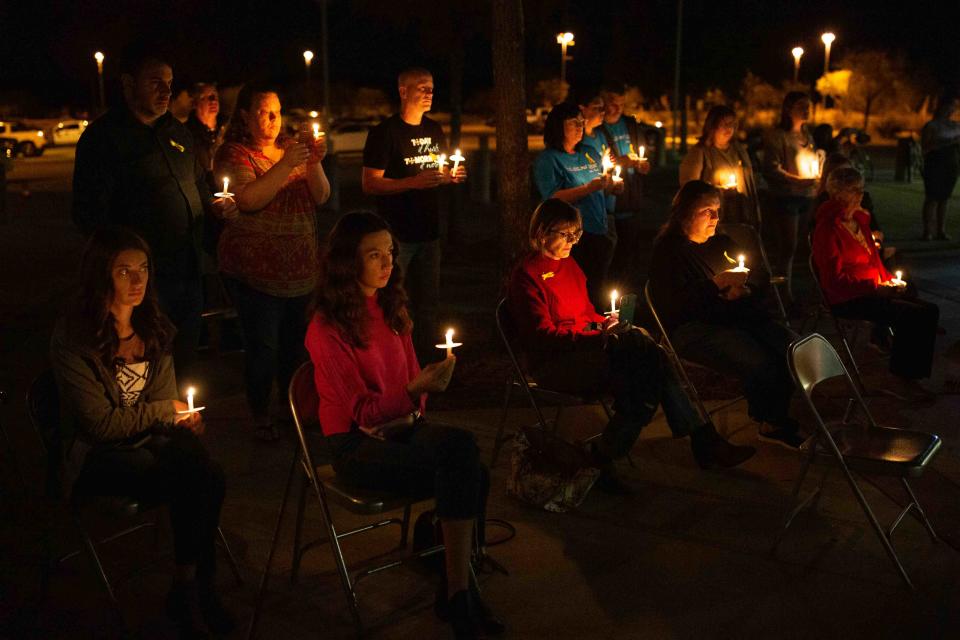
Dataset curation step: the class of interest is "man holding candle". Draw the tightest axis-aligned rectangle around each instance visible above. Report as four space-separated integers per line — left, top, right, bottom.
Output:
72 44 237 385
362 67 466 353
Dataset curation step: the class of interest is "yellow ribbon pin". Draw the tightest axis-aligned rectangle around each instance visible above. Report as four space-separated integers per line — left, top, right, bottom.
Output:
723 251 737 265
541 272 555 280
169 138 184 153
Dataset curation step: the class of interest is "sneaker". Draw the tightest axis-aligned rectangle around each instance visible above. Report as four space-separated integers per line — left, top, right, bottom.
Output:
757 425 807 449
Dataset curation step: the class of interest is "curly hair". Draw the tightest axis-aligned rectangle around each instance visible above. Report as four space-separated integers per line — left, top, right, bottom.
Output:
222 82 290 148
68 226 174 368
310 211 412 349
656 180 721 241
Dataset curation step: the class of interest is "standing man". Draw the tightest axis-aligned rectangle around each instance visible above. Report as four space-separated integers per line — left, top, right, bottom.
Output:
362 67 466 352
72 45 236 382
599 84 652 284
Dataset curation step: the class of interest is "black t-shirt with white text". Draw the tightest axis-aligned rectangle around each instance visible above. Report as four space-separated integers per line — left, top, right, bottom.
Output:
363 114 447 242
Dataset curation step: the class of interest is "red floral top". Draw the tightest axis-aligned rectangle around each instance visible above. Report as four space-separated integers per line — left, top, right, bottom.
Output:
214 141 319 297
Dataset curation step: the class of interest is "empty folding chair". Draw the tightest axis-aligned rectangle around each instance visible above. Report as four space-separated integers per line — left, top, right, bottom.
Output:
774 333 941 590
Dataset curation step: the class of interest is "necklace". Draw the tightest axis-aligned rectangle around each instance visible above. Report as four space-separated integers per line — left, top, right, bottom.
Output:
118 331 136 341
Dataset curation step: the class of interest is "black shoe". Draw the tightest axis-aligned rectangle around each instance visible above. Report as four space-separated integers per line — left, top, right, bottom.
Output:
445 590 478 639
199 589 236 635
691 425 756 469
596 463 636 495
165 582 209 639
757 421 807 449
437 579 506 636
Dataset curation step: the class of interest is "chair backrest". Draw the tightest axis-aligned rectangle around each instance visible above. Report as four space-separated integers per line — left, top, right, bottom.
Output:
288 361 325 477
806 232 832 309
27 369 64 497
787 333 848 396
495 298 531 383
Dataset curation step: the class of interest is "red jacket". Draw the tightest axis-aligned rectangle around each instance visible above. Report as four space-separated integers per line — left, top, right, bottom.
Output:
811 198 892 305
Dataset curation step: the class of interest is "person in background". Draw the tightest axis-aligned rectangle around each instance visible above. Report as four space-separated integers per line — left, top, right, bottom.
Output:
362 67 466 354
508 198 755 494
51 227 233 637
920 95 960 241
680 105 760 228
306 212 503 639
533 103 621 309
599 83 652 285
72 44 237 385
649 181 805 449
812 168 940 382
762 91 818 311
214 83 330 441
186 82 223 191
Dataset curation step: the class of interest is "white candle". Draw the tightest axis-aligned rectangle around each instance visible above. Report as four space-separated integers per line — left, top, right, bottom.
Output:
222 178 229 194
738 254 745 271
450 148 465 174
726 172 738 189
435 327 463 358
613 165 623 182
187 386 195 412
892 270 906 286
601 155 614 176
638 145 645 160
437 153 447 172
609 289 619 315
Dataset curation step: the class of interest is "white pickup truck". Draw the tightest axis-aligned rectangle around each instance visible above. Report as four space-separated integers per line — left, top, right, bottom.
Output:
0 121 47 157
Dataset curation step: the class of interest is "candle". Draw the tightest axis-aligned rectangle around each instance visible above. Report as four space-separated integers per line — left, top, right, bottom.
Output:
613 165 623 182
638 145 645 160
450 148 465 174
601 154 614 176
187 386 195 412
437 153 447 172
725 172 738 189
215 177 234 198
607 289 619 315
312 122 323 140
892 270 906 286
435 327 463 358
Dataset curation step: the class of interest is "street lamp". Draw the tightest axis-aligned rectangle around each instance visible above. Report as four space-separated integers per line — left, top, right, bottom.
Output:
302 50 314 83
821 32 835 75
791 46 804 83
94 51 105 113
556 32 574 85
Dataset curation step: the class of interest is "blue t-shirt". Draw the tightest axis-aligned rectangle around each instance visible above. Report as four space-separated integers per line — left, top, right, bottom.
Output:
533 148 607 234
603 118 633 157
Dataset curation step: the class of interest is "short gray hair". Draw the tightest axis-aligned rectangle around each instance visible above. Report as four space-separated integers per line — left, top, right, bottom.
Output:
826 167 865 197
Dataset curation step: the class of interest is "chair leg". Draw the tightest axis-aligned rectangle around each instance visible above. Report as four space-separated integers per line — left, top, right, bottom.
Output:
75 513 126 632
216 527 244 586
246 445 299 640
900 478 940 543
771 446 817 552
290 474 309 585
552 404 563 435
490 380 514 468
399 505 412 550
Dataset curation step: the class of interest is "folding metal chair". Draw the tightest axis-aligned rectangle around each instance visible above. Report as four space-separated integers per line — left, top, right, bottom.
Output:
247 362 444 638
27 370 242 632
774 333 941 590
717 222 789 326
643 281 746 426
490 298 614 468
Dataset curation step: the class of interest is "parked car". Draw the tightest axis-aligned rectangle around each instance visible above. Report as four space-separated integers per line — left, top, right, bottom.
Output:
0 121 47 157
328 122 370 154
52 119 88 145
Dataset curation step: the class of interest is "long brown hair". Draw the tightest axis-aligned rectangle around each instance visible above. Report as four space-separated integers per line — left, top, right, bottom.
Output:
311 211 412 349
778 91 809 131
656 180 721 241
222 82 291 148
68 226 174 368
697 105 737 147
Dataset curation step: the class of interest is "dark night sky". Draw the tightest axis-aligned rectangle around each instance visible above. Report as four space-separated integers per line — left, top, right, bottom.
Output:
0 0 957 114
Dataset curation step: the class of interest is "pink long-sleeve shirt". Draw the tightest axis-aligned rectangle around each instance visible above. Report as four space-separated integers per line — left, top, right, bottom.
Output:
305 294 426 436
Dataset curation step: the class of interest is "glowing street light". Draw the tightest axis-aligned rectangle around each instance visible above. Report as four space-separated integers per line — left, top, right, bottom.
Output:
93 51 106 112
791 46 804 83
303 49 314 82
821 32 835 75
556 32 575 85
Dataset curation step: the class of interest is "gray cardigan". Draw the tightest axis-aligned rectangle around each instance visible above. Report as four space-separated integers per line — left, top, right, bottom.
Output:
49 319 178 496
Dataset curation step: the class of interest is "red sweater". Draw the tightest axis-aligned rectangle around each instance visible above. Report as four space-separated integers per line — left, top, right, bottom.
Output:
812 198 892 305
304 294 426 436
506 252 605 367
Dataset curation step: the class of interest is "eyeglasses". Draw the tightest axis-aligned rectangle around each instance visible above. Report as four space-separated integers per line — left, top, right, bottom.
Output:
549 227 583 243
565 118 586 128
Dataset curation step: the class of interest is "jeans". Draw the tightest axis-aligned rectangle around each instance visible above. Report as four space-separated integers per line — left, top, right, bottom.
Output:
397 239 442 353
571 216 617 312
326 421 489 521
531 329 704 459
671 318 796 423
74 430 225 577
154 275 204 384
224 277 310 420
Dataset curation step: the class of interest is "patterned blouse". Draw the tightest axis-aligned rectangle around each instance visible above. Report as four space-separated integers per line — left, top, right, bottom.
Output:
214 141 319 297
115 360 150 407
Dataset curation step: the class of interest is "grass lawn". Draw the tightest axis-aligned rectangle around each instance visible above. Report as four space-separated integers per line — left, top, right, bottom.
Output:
867 180 960 246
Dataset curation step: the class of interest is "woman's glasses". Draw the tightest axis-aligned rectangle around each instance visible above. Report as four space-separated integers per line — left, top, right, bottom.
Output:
549 227 583 243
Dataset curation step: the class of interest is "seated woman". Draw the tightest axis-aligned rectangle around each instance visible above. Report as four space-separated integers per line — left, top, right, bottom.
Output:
305 211 503 639
649 181 804 449
812 167 940 380
50 226 233 637
506 198 755 490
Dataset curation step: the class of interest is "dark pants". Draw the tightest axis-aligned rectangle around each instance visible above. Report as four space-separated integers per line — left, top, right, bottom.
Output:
768 195 813 303
609 213 642 286
326 422 488 521
73 430 225 577
398 239 441 354
832 294 939 379
571 218 617 312
155 275 204 384
531 329 703 459
672 318 796 424
224 277 309 420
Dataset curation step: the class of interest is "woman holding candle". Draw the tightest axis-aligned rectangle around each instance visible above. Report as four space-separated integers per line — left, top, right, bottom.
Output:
679 105 760 228
305 211 503 639
214 83 331 441
50 227 233 636
812 168 940 380
649 181 805 448
507 198 755 491
534 102 621 310
762 92 819 310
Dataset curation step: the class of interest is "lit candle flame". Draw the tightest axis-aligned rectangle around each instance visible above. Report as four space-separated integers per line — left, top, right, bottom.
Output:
312 122 321 140
602 155 614 175
613 165 623 181
610 289 618 315
450 148 465 174
187 386 195 412
222 177 229 194
638 145 645 160
437 153 447 170
738 254 745 270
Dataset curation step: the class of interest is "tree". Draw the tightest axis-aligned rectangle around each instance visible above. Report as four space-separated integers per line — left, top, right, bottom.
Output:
740 71 781 121
533 78 569 109
492 0 530 275
838 50 916 130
